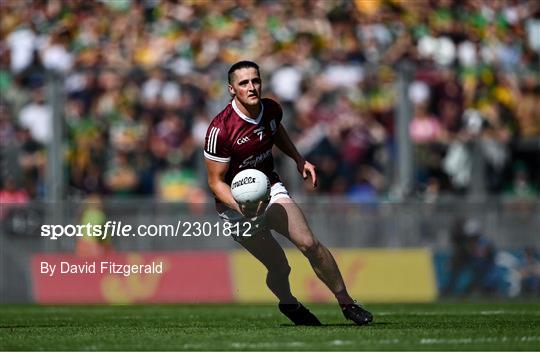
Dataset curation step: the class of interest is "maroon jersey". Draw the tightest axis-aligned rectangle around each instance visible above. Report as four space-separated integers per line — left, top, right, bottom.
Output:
204 98 283 186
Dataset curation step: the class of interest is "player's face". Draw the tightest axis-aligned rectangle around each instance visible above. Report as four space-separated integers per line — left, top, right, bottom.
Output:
229 67 261 107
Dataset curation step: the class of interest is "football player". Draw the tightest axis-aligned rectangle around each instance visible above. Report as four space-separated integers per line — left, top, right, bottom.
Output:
204 60 373 326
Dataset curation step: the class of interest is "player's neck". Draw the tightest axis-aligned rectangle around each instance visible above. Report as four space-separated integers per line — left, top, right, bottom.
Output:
234 98 261 118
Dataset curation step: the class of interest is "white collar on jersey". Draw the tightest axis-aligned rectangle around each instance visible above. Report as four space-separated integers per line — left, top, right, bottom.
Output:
232 99 264 125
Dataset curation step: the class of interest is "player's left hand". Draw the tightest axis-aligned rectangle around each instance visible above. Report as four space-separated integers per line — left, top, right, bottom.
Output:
238 201 267 236
239 200 268 218
298 160 317 188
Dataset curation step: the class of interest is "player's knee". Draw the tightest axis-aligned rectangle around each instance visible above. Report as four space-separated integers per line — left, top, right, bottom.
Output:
297 237 320 255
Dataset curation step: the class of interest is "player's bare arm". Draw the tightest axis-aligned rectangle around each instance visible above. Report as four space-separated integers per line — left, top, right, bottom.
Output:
274 124 317 188
205 158 242 214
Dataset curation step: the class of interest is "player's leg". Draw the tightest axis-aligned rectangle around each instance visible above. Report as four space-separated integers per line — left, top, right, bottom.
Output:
219 207 295 303
266 197 373 325
237 230 296 304
238 230 321 325
266 198 350 299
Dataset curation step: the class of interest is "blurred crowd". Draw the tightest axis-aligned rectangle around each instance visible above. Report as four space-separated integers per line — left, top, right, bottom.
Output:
1 0 539 202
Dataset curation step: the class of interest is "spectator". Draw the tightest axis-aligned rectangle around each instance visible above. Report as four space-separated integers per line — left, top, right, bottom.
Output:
514 76 540 138
410 103 446 144
104 152 138 196
75 194 112 258
519 246 540 297
16 128 45 198
503 161 539 200
17 88 52 145
411 102 448 191
0 177 29 219
442 218 498 297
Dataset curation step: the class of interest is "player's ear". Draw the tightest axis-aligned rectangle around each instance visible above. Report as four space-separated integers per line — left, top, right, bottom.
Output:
228 84 235 96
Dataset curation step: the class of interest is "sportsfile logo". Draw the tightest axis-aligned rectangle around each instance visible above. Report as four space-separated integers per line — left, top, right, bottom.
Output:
40 220 254 239
231 176 256 189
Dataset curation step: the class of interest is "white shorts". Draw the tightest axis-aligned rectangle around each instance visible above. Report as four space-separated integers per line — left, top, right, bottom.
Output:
267 182 291 204
218 182 290 241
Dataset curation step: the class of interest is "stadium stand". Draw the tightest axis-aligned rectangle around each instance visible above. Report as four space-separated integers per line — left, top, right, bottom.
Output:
1 0 539 201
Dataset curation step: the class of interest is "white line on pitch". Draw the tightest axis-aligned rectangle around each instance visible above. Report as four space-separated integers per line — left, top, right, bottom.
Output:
419 336 540 345
376 310 539 316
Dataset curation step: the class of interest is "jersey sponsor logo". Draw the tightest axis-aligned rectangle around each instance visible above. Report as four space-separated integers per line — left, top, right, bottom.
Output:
239 149 272 169
236 136 250 145
207 127 220 154
231 176 256 189
254 126 265 141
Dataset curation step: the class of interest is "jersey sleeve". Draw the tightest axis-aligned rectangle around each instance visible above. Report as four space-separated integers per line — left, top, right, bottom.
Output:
275 101 283 124
263 98 283 125
204 120 231 163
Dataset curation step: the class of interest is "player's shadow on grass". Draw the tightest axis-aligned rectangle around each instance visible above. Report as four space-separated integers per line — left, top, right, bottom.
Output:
279 322 390 327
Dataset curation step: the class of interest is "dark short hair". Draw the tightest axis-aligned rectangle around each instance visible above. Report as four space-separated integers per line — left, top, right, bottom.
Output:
228 60 260 84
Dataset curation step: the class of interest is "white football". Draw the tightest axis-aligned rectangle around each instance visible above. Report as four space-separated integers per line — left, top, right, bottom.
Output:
230 169 270 204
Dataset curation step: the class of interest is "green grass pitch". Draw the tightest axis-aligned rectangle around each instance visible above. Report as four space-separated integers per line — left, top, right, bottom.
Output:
1 302 539 351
